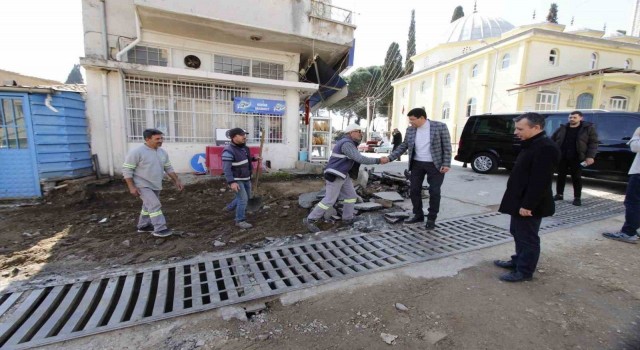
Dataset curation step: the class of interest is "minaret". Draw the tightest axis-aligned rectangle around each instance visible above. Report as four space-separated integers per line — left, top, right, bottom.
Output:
632 0 640 36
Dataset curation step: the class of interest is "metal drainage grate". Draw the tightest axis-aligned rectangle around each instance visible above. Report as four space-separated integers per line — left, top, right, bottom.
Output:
0 195 624 349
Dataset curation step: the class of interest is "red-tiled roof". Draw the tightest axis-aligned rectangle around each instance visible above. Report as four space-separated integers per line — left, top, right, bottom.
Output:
507 67 640 91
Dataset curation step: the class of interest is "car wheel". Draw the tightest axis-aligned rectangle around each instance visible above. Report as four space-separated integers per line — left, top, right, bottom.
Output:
471 153 498 174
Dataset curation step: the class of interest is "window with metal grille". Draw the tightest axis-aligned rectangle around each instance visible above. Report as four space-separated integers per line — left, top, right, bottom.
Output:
252 60 284 80
124 76 284 143
0 98 28 149
127 46 168 66
214 55 251 76
536 91 559 111
609 96 628 111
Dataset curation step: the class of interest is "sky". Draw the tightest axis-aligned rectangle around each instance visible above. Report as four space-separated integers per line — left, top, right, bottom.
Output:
336 0 635 69
0 0 635 83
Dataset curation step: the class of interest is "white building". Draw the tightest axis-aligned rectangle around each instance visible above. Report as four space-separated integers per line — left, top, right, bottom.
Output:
80 0 354 175
392 9 640 144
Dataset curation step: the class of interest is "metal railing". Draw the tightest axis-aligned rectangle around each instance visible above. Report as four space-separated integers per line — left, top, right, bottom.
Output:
310 1 354 25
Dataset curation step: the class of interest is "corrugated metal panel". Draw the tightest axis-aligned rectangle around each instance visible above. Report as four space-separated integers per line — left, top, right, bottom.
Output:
30 92 93 180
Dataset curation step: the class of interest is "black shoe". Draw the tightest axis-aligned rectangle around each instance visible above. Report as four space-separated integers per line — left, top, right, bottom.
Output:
404 216 424 224
553 194 563 201
425 220 436 230
137 224 154 233
572 198 582 206
499 271 532 282
493 259 516 270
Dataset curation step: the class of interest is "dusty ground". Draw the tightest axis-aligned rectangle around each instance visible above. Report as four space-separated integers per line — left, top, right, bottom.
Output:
2 168 640 349
39 217 640 350
0 175 328 282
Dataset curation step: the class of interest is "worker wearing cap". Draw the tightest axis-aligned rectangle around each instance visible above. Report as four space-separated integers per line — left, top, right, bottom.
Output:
304 124 389 232
222 128 260 229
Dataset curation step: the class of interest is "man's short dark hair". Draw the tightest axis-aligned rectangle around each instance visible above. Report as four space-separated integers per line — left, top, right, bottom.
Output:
407 107 427 119
514 112 545 129
570 111 583 117
143 129 163 140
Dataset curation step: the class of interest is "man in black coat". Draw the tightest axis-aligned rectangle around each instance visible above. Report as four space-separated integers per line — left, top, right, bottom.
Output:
495 113 560 282
392 128 402 151
550 110 598 206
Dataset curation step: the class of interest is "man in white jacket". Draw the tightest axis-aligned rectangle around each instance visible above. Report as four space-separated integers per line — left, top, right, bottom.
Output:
602 126 640 244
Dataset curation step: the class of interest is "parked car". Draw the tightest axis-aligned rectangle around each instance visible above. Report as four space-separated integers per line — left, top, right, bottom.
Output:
358 140 382 153
374 143 393 153
455 110 640 181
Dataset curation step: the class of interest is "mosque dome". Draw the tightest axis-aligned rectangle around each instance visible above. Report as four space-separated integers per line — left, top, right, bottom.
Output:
444 10 515 43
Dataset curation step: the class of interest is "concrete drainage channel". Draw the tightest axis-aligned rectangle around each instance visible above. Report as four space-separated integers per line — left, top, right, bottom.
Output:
0 194 624 349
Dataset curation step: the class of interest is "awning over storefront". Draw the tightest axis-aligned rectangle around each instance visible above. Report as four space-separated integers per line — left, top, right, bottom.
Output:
304 55 349 110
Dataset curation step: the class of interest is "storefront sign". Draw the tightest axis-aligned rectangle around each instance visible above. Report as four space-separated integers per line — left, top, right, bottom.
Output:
233 97 286 116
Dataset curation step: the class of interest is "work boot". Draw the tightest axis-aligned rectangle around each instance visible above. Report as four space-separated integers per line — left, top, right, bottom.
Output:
152 229 174 238
572 198 582 206
137 224 154 233
303 218 321 233
236 221 253 229
553 194 563 201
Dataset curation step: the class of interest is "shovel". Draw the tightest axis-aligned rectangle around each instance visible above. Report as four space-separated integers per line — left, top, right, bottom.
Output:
247 128 265 212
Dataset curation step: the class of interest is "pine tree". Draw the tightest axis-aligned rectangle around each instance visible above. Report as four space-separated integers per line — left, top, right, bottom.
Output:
65 64 84 84
378 42 404 117
405 10 416 75
546 3 558 24
451 6 464 22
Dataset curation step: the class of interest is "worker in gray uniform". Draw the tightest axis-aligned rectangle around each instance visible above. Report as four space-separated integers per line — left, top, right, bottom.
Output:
303 124 389 232
123 129 183 237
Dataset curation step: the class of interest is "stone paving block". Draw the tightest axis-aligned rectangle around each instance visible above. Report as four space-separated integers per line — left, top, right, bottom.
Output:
354 202 384 211
373 191 404 202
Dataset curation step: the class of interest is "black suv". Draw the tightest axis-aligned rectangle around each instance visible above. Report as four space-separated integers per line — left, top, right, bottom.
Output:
455 111 640 180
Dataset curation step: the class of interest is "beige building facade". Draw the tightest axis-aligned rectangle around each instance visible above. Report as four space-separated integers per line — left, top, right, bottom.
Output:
392 12 640 144
80 0 354 175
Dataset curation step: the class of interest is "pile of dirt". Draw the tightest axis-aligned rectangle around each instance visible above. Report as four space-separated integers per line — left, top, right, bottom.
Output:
0 176 327 279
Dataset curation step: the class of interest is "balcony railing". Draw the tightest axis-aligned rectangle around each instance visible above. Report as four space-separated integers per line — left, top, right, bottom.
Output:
310 1 354 25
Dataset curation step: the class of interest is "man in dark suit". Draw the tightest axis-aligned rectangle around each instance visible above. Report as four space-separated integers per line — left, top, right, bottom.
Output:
388 108 452 230
495 112 560 282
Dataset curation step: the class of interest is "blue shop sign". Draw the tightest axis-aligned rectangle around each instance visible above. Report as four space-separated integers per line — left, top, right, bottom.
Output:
233 97 286 116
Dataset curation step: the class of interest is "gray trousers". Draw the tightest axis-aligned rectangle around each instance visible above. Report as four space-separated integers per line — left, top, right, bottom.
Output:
137 187 167 232
308 177 358 221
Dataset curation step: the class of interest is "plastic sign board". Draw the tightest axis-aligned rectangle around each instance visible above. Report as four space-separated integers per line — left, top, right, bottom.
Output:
190 153 207 173
233 97 286 115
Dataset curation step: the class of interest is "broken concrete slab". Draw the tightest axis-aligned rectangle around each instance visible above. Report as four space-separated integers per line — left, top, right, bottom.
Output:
384 216 403 224
385 211 411 218
373 191 404 202
380 333 398 345
218 306 248 321
298 192 320 209
384 211 411 224
354 202 383 211
371 198 393 208
423 330 448 345
355 169 369 188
